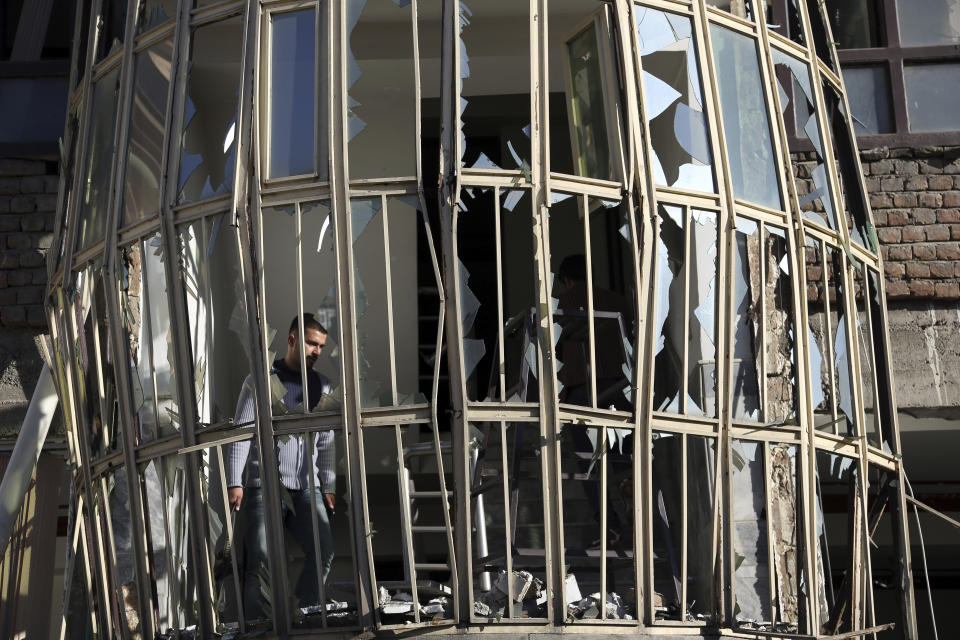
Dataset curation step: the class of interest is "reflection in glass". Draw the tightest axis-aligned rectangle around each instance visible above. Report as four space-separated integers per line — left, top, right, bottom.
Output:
76 68 120 252
363 425 454 624
352 196 429 407
95 0 126 62
178 215 252 428
348 0 417 179
549 0 619 180
773 50 838 230
636 7 714 192
710 25 781 210
120 235 179 442
457 188 538 402
269 9 317 178
560 423 635 621
842 66 893 136
459 2 531 171
123 39 174 227
138 1 179 34
651 433 716 621
905 63 960 133
896 0 960 47
178 15 244 204
827 0 883 49
470 421 548 620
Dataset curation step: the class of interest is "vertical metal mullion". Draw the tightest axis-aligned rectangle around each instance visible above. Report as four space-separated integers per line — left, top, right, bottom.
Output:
214 443 246 632
96 473 127 639
758 222 767 423
763 443 777 626
681 433 688 619
500 421 514 615
494 187 506 401
599 425 608 620
296 204 309 412
381 194 399 405
681 207 691 413
582 195 597 408
303 430 329 628
820 241 839 435
396 425 421 622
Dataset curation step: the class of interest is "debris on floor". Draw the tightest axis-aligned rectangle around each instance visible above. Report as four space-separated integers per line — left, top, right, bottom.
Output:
473 569 546 618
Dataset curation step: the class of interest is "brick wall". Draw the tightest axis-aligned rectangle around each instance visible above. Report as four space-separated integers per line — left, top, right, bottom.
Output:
0 158 57 327
861 146 960 300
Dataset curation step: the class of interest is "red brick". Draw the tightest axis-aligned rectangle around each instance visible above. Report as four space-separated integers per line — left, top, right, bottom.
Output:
881 176 904 191
936 244 960 260
886 210 909 226
953 225 960 240
927 225 951 241
0 306 26 326
905 176 928 190
25 305 46 327
940 209 960 223
902 226 925 243
886 280 910 298
934 282 960 298
887 244 912 260
884 262 905 277
872 211 888 226
870 193 892 208
906 262 931 278
892 192 918 207
944 192 960 207
929 175 954 190
864 177 881 192
909 280 935 297
876 227 901 243
930 262 954 278
915 208 937 224
918 192 942 208
920 159 945 174
913 244 936 260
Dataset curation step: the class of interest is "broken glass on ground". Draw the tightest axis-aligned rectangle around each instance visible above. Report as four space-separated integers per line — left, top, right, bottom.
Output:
470 421 548 620
636 7 714 192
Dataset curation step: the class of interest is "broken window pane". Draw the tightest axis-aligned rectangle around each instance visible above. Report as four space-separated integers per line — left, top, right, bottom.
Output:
457 188 538 402
95 0 126 62
652 205 718 417
651 432 717 621
827 0 884 49
764 226 798 424
550 195 635 411
142 457 195 632
352 196 429 407
805 0 837 71
636 7 715 192
731 217 762 421
269 8 318 179
866 269 895 453
76 67 120 252
122 39 174 227
548 0 621 180
119 235 180 442
362 425 455 625
826 247 856 436
470 421 548 620
710 25 781 210
731 440 771 627
815 452 862 634
822 82 874 252
347 0 417 179
896 0 960 47
841 66 894 136
137 1 178 34
768 443 802 631
459 2 531 172
178 215 253 431
769 0 806 46
804 236 833 431
865 465 906 638
104 470 140 638
772 50 839 231
177 14 243 204
560 423 636 622
852 262 880 447
705 0 752 20
301 201 344 406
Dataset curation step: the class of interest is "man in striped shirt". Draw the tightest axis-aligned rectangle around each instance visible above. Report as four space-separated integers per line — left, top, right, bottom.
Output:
226 314 336 619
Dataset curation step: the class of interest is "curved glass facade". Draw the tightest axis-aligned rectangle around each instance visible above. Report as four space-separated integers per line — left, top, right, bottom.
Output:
48 1 917 638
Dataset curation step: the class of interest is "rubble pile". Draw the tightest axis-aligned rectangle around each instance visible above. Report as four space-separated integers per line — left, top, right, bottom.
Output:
473 570 547 618
563 574 634 621
378 586 451 621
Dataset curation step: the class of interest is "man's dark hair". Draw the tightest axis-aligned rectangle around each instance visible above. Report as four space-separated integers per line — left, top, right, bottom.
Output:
558 254 587 283
289 313 327 337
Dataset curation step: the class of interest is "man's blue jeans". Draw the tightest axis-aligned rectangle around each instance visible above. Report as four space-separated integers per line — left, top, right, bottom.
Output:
242 487 334 619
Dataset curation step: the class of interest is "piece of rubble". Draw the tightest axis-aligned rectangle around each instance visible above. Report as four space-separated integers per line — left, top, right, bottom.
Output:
382 600 414 615
473 600 492 616
494 569 535 602
421 597 448 616
563 574 582 605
